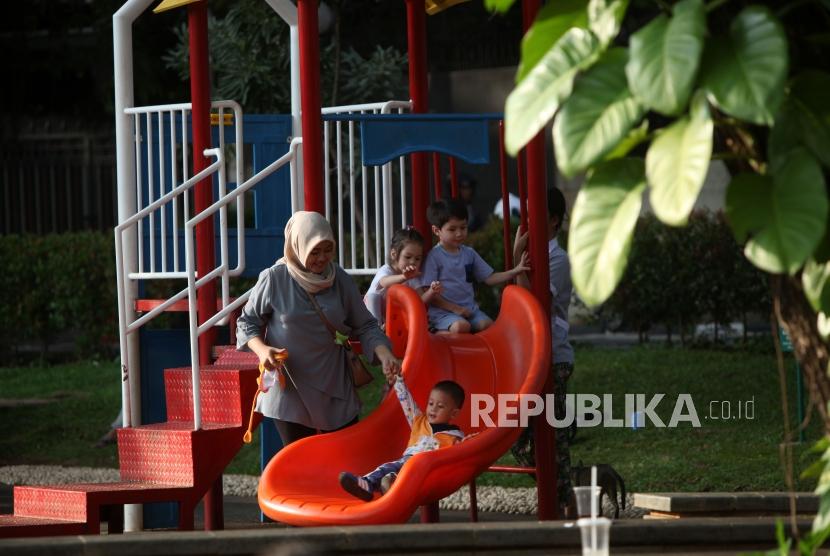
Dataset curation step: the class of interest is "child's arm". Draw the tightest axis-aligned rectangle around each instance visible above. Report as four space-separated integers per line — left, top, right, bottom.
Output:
483 251 530 286
379 266 421 289
512 230 531 290
393 376 421 427
420 281 443 304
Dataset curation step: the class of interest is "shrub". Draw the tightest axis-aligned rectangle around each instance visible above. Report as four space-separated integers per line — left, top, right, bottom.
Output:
605 211 770 344
0 233 117 361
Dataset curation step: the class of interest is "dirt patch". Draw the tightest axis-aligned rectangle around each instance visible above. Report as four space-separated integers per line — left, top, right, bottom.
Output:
0 391 80 408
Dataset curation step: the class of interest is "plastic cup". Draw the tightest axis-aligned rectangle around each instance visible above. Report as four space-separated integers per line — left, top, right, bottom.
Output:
577 517 611 556
573 485 602 518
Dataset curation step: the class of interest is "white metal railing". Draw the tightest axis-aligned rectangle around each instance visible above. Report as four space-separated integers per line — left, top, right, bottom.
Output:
123 100 246 281
114 147 223 428
115 100 245 429
184 139 302 429
322 100 412 275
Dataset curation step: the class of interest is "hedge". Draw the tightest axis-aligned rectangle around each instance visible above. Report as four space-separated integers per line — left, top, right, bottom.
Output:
606 210 770 343
0 212 768 362
0 232 117 361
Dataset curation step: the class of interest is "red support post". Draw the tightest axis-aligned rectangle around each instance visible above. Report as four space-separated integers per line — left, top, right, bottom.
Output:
522 0 556 521
188 0 222 530
432 152 442 200
188 0 216 369
517 149 528 230
406 0 430 244
298 0 324 213
498 121 512 271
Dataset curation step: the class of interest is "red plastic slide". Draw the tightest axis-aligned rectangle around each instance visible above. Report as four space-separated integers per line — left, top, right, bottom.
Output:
257 284 551 526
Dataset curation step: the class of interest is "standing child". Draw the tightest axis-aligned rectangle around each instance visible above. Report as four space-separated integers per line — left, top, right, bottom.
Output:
339 375 465 501
511 187 575 515
364 227 442 328
421 198 529 333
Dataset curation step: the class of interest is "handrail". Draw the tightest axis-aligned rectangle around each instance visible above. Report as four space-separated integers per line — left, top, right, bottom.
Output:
114 151 222 233
321 100 412 114
184 141 299 430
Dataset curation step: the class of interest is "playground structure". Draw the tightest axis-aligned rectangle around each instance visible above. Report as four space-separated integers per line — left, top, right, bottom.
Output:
0 0 557 537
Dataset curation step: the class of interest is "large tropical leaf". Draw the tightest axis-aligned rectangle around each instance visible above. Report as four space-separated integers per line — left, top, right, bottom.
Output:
646 91 713 226
553 48 644 177
625 0 705 116
725 173 772 244
768 98 805 174
738 149 828 274
803 259 830 314
605 120 649 160
588 0 629 47
516 0 588 83
484 0 517 13
568 158 646 306
788 70 830 167
505 28 600 155
699 6 788 126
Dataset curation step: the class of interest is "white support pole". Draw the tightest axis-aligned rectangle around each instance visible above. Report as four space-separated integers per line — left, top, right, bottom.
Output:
113 0 155 533
264 0 303 203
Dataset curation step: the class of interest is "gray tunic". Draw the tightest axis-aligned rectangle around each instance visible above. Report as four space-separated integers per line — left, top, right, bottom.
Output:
236 263 391 430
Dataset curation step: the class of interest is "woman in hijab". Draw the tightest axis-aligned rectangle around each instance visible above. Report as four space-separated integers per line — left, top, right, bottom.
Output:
237 211 400 445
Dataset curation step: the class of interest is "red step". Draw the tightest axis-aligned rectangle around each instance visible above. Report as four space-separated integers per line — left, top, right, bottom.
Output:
164 365 257 426
213 345 258 367
0 515 87 538
118 421 250 486
0 347 259 538
4 482 191 537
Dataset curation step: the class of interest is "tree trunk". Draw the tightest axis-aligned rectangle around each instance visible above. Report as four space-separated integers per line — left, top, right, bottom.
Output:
772 275 830 434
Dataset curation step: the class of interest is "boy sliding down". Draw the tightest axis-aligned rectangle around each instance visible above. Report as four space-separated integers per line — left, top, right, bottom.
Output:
339 376 465 501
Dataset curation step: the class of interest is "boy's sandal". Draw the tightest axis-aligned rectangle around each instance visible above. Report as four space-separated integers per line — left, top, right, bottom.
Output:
339 472 374 502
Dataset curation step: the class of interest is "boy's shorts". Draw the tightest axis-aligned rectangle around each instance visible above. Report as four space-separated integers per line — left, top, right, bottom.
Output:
430 308 492 332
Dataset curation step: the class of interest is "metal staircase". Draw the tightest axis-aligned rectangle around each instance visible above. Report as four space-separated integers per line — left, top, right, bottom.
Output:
0 347 258 537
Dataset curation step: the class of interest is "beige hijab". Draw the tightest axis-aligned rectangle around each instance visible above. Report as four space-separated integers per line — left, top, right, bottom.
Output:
277 211 337 293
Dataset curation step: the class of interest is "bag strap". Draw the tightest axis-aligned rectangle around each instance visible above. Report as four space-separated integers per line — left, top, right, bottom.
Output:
306 290 341 341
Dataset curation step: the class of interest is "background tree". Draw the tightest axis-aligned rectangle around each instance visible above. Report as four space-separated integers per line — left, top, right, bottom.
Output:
162 0 408 114
488 0 830 549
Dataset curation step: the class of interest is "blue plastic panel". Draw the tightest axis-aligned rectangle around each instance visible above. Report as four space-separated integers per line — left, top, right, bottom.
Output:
360 117 490 166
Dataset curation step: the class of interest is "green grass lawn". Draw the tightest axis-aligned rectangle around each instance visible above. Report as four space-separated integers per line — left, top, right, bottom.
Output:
0 345 822 494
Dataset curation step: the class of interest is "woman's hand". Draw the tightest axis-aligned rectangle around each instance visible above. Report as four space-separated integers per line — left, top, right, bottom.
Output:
375 345 402 384
248 337 286 370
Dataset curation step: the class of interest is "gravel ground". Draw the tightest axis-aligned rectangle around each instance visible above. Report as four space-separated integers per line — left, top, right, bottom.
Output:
0 465 645 518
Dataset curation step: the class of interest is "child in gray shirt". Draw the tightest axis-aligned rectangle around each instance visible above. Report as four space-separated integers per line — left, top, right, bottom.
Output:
421 199 528 334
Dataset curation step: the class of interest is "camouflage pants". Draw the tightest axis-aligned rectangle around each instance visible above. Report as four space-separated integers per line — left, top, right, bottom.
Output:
510 361 574 511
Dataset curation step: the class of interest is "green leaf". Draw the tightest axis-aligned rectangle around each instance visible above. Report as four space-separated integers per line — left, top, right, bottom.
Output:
646 91 713 226
802 259 830 313
768 98 805 174
505 27 600 156
819 313 830 340
788 70 830 167
802 457 827 480
742 149 828 274
568 158 646 306
588 0 629 47
726 173 773 244
517 0 589 83
699 6 788 126
484 0 517 14
625 0 705 116
553 48 645 177
813 437 830 534
605 120 649 160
